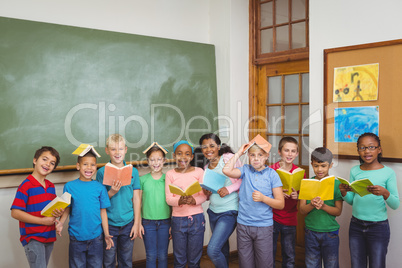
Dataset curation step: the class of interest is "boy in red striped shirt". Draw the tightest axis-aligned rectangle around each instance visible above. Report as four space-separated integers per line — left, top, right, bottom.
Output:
11 146 64 268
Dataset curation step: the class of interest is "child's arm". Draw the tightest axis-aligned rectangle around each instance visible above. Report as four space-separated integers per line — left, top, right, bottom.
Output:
165 172 181 206
222 144 248 178
130 189 142 240
299 198 320 215
314 199 343 216
101 208 114 250
56 207 70 236
108 180 122 198
11 209 56 226
252 186 285 209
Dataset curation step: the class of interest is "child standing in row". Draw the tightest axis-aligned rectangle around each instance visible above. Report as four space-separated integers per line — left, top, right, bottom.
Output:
11 146 63 268
340 132 399 267
165 140 207 268
96 134 141 268
140 143 171 268
269 137 303 268
57 150 113 268
223 140 284 268
299 147 343 268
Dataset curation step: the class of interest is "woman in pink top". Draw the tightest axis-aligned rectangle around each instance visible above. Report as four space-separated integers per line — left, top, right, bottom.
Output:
165 140 207 268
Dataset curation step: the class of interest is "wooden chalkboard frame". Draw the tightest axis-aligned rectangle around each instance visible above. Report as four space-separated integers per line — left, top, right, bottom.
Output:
323 39 402 162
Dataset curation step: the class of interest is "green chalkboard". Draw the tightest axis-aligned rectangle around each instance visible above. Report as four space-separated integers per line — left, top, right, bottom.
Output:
0 17 218 171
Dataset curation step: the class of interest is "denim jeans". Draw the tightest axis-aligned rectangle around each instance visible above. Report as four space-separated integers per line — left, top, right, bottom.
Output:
142 218 171 268
349 216 390 268
171 213 205 268
69 234 103 268
273 221 296 268
206 209 237 268
304 228 339 268
23 239 54 268
103 220 134 268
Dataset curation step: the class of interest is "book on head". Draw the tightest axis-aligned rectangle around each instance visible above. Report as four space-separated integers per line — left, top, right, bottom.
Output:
337 177 373 197
200 168 227 193
102 163 133 186
243 134 272 154
276 167 305 194
169 181 202 196
41 192 71 217
72 144 101 157
142 142 169 155
299 175 335 201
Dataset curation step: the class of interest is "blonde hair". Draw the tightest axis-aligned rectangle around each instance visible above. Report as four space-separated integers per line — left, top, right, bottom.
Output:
106 134 125 147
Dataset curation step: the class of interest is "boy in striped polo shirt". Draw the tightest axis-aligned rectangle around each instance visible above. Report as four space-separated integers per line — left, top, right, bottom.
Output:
11 146 64 268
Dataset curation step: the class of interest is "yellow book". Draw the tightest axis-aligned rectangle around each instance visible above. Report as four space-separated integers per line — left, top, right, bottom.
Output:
72 144 101 157
276 167 305 194
299 176 335 201
41 192 71 217
337 177 373 197
169 181 202 196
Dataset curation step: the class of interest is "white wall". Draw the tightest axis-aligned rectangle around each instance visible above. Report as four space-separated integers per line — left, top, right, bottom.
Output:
310 0 402 267
0 0 249 267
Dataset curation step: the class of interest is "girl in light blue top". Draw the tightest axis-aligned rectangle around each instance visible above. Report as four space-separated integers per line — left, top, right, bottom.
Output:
198 133 242 268
340 132 399 268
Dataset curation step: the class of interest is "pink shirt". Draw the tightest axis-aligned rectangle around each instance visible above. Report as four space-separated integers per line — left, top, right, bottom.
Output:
165 167 207 217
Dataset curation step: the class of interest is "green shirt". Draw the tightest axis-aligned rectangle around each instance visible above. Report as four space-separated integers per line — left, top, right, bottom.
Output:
305 178 343 232
140 173 171 220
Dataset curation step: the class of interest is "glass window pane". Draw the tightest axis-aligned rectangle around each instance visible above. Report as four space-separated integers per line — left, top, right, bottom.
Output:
284 74 299 103
292 0 306 21
275 0 289 24
268 76 282 103
261 28 273 54
268 135 281 163
268 106 282 134
292 22 306 49
261 2 273 28
290 136 300 165
284 105 299 133
276 25 289 52
302 104 309 134
301 136 309 166
302 73 309 102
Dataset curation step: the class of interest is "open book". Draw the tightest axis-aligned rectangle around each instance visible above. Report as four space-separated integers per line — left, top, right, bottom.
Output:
41 192 71 217
276 167 305 194
169 181 202 196
200 169 227 193
72 144 101 157
143 142 168 154
337 177 373 197
243 134 272 154
299 176 335 201
103 163 133 186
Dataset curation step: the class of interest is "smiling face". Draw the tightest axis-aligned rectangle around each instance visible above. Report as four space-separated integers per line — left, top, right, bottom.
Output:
311 160 333 180
357 135 382 165
201 138 221 162
33 151 57 178
148 150 165 173
248 146 269 171
106 141 127 167
279 142 299 165
77 155 97 181
173 144 194 170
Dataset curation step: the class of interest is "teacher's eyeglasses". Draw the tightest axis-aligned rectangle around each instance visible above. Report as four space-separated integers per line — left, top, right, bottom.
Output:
357 146 379 152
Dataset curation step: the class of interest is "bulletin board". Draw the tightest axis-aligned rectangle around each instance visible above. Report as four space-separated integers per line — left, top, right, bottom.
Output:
324 39 402 162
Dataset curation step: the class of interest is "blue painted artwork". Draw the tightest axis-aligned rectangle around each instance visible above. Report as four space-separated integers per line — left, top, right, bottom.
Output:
334 106 379 143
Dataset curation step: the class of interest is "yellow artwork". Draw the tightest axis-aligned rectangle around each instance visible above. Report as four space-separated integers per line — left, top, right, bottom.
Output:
333 63 379 102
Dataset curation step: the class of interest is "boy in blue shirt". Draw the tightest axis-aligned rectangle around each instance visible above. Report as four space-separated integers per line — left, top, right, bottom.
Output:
299 147 343 268
223 140 284 268
96 134 141 267
56 150 113 268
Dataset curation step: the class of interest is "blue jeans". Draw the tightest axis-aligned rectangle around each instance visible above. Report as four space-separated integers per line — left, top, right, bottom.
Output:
103 221 134 268
69 234 103 268
142 218 171 268
273 221 296 268
349 216 390 268
304 228 339 268
171 213 205 268
24 239 54 268
206 209 237 268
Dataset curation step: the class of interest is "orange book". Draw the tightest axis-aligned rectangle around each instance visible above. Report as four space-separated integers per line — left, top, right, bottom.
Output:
103 163 133 186
243 134 272 154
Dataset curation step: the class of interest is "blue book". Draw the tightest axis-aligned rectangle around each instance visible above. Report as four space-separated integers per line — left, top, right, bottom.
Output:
200 168 227 193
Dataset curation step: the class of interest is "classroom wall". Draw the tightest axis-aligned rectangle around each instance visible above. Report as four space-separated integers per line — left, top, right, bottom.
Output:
309 0 402 267
0 0 249 267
